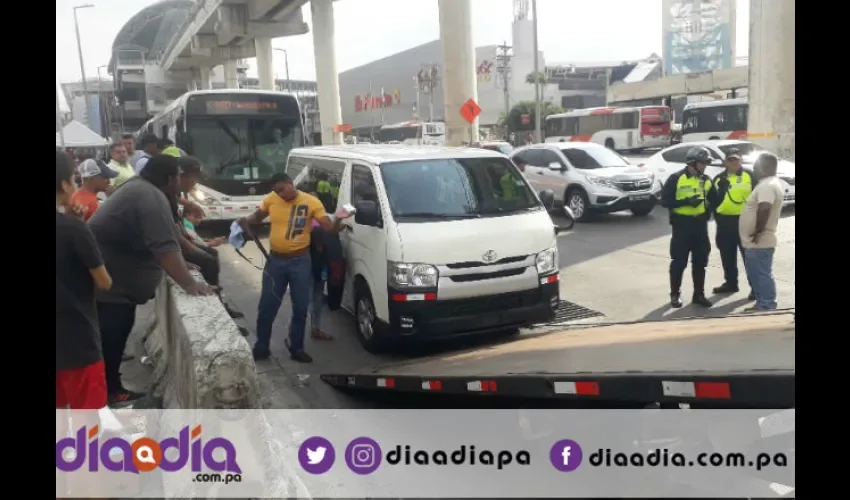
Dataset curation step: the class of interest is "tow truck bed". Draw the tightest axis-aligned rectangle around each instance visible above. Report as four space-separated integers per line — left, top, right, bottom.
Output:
322 313 795 407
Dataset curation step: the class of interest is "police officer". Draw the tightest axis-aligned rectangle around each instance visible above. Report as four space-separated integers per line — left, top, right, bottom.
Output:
660 146 719 308
711 148 756 299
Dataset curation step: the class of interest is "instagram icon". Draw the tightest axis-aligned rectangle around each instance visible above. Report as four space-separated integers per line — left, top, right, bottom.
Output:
344 437 382 475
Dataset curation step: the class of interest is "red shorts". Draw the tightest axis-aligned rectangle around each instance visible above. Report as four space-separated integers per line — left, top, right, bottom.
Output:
56 360 108 409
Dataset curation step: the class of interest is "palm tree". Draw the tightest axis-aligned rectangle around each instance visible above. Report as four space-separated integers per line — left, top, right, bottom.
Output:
525 71 549 102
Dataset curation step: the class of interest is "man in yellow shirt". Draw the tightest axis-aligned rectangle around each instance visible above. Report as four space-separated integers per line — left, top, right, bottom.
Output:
108 143 135 188
238 173 353 362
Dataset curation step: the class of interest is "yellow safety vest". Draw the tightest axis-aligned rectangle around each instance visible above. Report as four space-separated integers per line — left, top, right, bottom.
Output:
672 174 712 216
316 180 332 194
714 171 752 216
500 172 518 200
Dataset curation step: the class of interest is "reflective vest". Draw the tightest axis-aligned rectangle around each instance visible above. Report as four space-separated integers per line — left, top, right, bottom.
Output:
714 171 752 216
162 146 181 158
500 172 518 200
672 174 712 216
316 180 332 194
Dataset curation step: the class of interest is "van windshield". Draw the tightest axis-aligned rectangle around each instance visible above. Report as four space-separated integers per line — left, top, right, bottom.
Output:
379 157 541 220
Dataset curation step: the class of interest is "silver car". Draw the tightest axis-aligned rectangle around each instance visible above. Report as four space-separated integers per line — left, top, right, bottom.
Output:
510 142 661 221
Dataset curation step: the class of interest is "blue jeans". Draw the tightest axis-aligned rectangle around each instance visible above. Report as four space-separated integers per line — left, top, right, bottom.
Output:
256 254 312 353
743 248 777 310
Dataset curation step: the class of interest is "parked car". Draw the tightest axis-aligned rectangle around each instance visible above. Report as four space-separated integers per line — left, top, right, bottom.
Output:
510 142 660 221
639 140 796 207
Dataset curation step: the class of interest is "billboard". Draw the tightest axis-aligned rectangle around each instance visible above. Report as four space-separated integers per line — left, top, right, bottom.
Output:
662 0 736 75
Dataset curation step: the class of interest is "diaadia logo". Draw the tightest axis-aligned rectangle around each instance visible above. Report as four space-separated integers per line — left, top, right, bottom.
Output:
55 425 242 474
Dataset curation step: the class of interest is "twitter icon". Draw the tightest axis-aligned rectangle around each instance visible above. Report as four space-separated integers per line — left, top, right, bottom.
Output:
298 436 336 474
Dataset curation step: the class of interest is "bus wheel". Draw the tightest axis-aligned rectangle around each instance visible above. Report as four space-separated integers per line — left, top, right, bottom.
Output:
604 138 615 150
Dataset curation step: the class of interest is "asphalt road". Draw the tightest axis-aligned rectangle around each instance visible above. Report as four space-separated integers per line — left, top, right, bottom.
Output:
203 196 795 412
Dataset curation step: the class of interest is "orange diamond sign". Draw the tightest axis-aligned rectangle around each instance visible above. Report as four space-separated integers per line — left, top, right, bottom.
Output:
460 98 481 123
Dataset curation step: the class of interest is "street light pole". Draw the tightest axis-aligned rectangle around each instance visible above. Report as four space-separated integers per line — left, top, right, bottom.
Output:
274 48 291 91
531 0 541 143
73 4 95 125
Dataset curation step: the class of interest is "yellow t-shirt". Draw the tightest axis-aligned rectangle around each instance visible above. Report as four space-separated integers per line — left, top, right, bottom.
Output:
264 191 327 254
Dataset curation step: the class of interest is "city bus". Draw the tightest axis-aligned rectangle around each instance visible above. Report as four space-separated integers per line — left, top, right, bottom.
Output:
139 89 305 220
680 98 748 143
377 121 446 145
544 106 672 152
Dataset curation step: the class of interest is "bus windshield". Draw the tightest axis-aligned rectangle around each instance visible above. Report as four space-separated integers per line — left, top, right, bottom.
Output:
378 126 420 143
188 116 303 182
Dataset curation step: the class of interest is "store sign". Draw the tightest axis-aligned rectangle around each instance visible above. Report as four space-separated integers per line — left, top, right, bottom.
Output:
355 89 401 112
477 61 493 83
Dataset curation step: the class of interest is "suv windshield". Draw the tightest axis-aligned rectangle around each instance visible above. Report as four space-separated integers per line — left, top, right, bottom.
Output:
379 157 541 220
559 147 630 169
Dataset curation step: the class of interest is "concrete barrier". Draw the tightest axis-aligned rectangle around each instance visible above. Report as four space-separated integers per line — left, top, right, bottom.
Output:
130 272 260 409
120 271 312 498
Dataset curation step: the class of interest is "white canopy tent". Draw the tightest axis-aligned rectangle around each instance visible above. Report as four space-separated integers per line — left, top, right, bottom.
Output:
56 120 111 148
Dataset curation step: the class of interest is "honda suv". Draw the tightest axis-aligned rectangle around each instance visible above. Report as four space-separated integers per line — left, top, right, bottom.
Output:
510 142 660 221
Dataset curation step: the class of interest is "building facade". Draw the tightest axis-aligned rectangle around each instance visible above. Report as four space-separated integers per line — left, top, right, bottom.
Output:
662 0 736 75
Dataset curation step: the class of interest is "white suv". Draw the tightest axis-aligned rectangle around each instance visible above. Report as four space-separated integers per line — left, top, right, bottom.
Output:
510 142 661 221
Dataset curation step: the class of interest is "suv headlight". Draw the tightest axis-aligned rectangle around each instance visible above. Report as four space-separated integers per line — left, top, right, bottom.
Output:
535 247 558 275
388 262 439 288
585 175 617 188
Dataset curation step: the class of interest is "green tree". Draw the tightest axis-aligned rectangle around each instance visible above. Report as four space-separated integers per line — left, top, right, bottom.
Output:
505 100 563 133
525 71 548 86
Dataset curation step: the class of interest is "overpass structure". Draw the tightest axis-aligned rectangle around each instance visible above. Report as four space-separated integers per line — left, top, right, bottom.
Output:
607 66 748 104
109 0 482 146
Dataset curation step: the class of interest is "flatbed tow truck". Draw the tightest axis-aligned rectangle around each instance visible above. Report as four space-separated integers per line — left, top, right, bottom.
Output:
322 312 795 408
321 313 795 496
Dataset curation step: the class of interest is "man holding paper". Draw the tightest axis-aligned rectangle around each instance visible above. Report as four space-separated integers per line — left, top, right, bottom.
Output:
237 172 354 363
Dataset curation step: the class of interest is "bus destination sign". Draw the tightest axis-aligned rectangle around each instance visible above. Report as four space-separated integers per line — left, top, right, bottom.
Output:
205 100 279 113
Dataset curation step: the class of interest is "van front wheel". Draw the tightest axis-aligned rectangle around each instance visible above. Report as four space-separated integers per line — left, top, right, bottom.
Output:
355 283 388 353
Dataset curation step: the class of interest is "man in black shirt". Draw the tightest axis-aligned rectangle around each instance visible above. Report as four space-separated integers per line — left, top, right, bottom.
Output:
56 151 114 409
88 154 216 404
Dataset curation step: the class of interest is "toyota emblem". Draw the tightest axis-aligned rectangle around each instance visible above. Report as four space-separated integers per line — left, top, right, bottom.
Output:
248 186 256 195
482 250 498 263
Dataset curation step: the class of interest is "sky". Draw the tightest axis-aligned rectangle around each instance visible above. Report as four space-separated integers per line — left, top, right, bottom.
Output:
55 0 750 83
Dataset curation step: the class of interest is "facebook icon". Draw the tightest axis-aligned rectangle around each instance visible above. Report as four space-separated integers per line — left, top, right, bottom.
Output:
550 439 583 472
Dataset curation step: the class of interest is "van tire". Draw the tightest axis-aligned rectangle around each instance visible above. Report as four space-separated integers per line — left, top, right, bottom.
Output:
354 280 388 353
604 138 615 150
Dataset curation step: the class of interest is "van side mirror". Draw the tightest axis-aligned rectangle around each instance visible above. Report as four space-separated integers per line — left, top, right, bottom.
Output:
548 162 563 170
538 189 555 211
354 200 381 226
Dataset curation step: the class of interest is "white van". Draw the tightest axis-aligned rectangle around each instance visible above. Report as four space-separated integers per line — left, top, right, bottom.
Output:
287 145 573 352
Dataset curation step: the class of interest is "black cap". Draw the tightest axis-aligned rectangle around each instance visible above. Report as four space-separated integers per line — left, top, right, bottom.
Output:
726 148 742 160
140 133 159 147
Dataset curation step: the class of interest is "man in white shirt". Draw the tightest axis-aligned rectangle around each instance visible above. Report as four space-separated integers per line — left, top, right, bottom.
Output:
738 152 786 311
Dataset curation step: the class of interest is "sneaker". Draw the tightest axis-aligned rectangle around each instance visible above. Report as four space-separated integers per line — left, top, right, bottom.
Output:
252 345 271 361
670 293 683 308
108 389 144 406
290 350 313 363
712 283 739 294
692 294 713 308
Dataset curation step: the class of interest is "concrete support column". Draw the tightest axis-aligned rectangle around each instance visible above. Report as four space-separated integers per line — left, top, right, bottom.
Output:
199 67 212 90
438 0 479 145
747 0 794 160
311 0 343 145
224 60 239 89
255 37 275 91
188 79 199 92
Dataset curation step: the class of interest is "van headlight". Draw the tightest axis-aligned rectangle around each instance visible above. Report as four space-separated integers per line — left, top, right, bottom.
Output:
388 262 439 288
535 247 558 275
